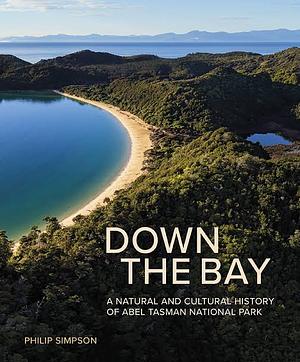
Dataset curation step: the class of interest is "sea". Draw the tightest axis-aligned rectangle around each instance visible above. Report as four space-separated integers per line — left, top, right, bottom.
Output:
0 42 299 63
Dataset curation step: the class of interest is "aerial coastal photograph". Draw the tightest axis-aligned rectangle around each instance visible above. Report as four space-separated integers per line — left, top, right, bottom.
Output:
0 0 299 361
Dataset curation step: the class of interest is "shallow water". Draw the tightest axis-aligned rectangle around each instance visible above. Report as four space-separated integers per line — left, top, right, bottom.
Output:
0 91 130 239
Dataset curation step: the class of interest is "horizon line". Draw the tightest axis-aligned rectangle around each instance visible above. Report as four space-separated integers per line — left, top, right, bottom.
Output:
2 28 300 39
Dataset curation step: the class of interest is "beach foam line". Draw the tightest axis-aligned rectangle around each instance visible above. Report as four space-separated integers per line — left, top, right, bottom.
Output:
55 91 152 227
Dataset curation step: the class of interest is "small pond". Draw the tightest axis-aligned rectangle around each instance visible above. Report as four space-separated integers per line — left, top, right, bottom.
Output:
247 133 292 146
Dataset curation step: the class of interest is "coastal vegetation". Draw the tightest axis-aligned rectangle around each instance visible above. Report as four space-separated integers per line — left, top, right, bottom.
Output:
0 47 299 89
63 66 300 136
0 55 30 73
0 48 299 361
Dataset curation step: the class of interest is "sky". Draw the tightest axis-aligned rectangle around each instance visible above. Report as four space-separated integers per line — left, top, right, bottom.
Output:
0 0 299 37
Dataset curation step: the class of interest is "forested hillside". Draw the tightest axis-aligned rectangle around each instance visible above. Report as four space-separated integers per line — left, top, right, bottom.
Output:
63 66 300 137
0 48 299 361
0 48 299 89
0 55 30 74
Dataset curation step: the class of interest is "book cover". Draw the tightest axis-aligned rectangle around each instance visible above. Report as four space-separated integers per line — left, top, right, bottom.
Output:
0 1 299 361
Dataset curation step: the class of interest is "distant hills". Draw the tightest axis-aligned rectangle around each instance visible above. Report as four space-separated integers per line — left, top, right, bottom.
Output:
2 29 300 43
0 47 299 91
0 55 29 72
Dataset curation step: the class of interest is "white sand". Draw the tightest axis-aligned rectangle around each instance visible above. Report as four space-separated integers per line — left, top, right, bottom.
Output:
55 91 152 226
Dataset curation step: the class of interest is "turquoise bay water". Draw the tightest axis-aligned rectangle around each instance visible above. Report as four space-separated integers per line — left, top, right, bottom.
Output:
247 133 292 146
0 92 130 239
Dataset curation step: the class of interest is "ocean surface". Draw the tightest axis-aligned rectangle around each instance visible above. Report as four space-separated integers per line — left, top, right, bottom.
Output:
0 42 299 63
0 91 130 239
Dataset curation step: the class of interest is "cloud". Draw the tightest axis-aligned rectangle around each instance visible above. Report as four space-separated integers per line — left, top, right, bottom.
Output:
0 0 122 13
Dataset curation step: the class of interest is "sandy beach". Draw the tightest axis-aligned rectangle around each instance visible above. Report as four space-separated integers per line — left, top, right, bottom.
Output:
55 91 152 226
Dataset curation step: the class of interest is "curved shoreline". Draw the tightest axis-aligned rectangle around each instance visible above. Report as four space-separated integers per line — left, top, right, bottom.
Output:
55 91 152 226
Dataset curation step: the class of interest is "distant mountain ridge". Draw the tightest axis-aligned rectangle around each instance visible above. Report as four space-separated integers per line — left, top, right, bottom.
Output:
2 29 300 43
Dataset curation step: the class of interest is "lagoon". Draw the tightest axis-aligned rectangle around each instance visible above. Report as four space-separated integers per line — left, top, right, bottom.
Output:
0 91 130 239
247 133 292 146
